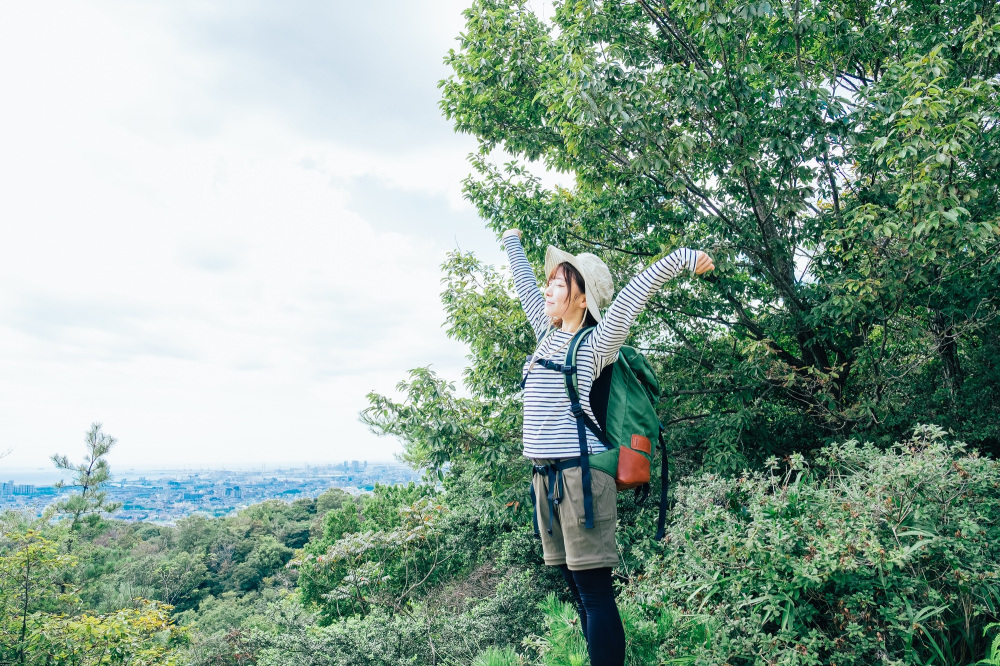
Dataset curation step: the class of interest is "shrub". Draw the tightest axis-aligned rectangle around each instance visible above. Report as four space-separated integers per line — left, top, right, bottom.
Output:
246 562 555 666
622 425 1000 665
527 593 673 666
472 645 523 666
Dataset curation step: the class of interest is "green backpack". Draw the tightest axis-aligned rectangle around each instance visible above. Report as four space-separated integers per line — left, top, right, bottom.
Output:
526 326 671 540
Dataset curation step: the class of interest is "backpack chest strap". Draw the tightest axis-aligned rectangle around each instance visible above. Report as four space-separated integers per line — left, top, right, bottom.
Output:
537 358 575 374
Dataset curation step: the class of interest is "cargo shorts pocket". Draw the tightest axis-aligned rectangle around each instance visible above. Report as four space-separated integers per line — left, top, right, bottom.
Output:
576 468 617 524
566 469 619 569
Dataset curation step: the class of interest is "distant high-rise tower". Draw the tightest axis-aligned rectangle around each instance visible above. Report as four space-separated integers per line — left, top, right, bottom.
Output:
351 460 361 472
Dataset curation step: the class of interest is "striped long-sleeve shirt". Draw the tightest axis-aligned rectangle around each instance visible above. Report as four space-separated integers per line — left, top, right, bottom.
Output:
504 234 698 459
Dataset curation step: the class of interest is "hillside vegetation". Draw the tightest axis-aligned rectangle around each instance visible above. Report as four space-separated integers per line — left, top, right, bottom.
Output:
2 426 999 664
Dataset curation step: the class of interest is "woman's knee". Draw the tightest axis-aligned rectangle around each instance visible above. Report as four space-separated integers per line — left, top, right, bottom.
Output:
570 566 616 604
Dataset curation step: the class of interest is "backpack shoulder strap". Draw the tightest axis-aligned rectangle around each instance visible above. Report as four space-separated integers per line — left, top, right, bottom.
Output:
563 326 602 530
564 326 593 395
655 428 670 541
564 327 609 446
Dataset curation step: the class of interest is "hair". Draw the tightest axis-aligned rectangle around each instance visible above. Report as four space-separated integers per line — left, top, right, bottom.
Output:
547 261 599 329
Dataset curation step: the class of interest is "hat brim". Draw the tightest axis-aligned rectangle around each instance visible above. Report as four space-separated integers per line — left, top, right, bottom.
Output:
544 245 603 323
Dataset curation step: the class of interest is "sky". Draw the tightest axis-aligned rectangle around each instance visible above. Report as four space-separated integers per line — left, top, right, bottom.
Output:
0 0 559 473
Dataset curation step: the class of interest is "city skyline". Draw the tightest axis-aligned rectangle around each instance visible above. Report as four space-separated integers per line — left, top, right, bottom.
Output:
1 459 421 524
2 457 403 483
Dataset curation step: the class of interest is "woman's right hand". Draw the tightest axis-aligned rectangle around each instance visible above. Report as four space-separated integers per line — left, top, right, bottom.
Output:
502 229 522 240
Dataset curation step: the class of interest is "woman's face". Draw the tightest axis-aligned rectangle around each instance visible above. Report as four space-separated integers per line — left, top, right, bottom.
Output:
544 267 587 321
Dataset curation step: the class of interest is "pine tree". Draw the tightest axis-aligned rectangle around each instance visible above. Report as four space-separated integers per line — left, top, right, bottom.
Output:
51 423 122 538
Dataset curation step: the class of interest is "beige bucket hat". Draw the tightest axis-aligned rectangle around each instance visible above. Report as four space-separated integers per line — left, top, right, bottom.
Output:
544 245 614 323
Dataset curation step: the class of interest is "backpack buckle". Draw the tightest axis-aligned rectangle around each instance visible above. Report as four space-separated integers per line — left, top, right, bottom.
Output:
561 365 574 374
569 403 584 418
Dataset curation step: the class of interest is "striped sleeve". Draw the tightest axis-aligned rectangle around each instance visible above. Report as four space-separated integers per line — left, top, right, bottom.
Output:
590 248 699 366
502 234 549 340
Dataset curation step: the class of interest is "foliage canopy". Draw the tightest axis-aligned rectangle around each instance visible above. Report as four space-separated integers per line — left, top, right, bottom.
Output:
419 0 1000 473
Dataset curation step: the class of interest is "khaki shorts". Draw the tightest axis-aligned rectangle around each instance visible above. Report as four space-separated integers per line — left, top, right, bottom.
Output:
531 458 619 571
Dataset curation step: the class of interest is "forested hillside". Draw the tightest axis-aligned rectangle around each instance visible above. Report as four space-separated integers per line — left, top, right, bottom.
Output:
3 427 999 664
3 0 1000 663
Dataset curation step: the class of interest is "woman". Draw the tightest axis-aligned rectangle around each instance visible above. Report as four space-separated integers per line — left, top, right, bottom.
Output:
502 228 714 666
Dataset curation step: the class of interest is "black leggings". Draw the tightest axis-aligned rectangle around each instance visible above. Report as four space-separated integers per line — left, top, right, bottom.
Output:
559 565 625 666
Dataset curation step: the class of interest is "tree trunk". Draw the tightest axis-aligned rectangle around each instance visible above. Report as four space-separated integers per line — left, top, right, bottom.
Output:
18 549 30 666
930 309 964 400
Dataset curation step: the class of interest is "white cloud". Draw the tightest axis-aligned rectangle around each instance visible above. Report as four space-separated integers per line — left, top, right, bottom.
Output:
0 1 500 470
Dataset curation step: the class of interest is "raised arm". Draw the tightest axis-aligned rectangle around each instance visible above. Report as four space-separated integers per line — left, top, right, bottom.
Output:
590 248 700 366
502 230 550 340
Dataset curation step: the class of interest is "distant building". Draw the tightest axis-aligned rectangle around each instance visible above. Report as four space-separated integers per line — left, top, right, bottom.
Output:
2 483 36 496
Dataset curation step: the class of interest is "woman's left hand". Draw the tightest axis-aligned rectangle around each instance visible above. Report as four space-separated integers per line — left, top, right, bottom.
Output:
695 251 715 275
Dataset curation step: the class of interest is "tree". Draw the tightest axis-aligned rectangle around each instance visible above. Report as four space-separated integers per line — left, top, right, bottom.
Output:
0 530 75 665
292 484 447 621
426 0 1000 471
51 423 122 535
22 601 185 666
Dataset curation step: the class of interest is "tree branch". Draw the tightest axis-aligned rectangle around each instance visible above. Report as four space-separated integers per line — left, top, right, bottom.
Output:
703 275 808 371
635 0 709 73
663 410 737 426
660 319 716 372
662 385 758 398
564 230 655 256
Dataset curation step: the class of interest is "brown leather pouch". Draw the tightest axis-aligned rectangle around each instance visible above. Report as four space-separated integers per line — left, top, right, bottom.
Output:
616 434 652 490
